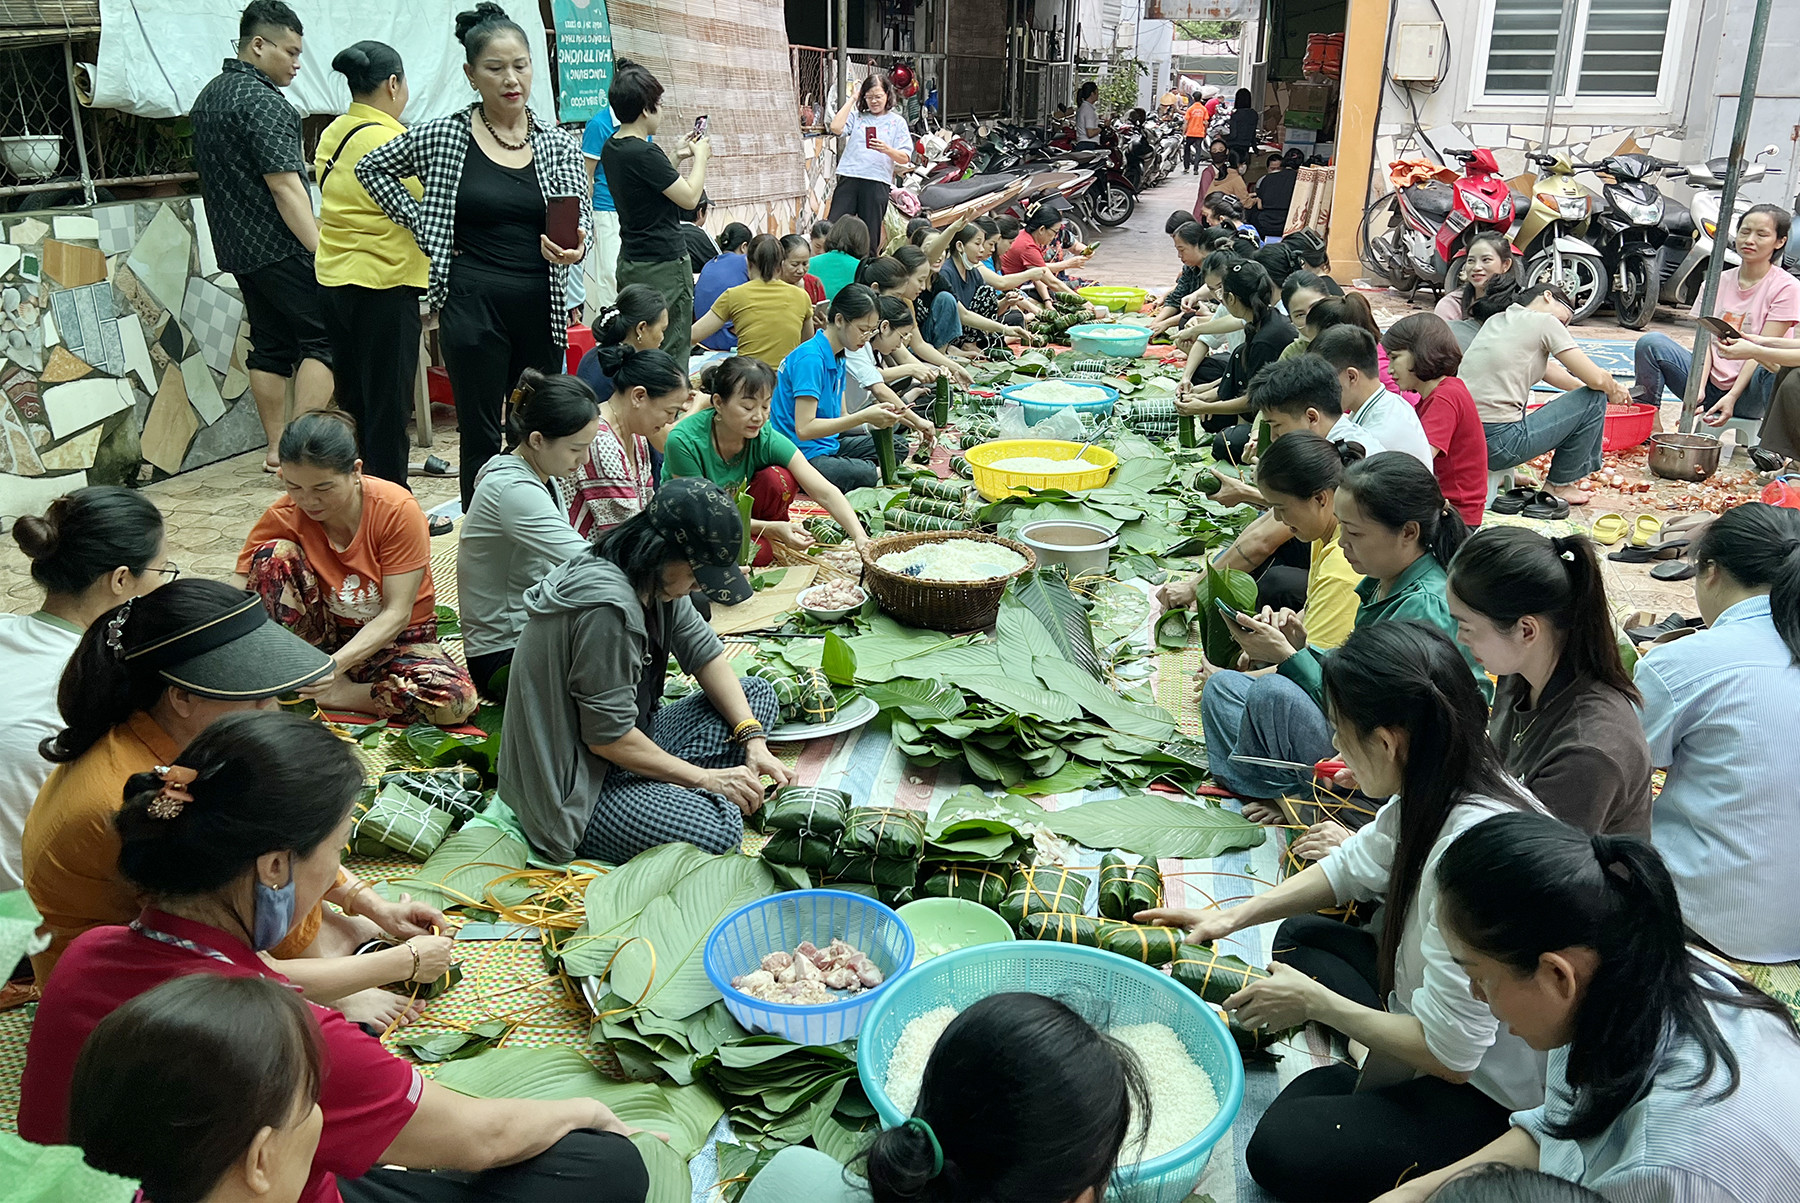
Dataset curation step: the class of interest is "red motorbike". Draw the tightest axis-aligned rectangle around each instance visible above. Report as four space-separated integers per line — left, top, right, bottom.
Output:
1358 147 1522 295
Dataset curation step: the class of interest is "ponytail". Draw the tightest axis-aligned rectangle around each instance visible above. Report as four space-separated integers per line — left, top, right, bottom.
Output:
876 293 915 329
1448 527 1637 702
1692 501 1800 663
504 367 599 452
594 344 688 401
746 233 785 281
858 256 911 293
1220 260 1272 329
828 282 880 325
593 283 668 348
1340 451 1468 569
1437 811 1799 1140
1254 430 1361 501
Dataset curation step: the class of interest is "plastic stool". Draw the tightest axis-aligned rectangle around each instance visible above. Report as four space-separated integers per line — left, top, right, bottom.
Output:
1718 417 1761 464
565 324 595 375
1486 468 1517 507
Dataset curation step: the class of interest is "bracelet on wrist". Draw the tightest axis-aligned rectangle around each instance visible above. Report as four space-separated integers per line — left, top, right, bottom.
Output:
405 941 422 982
731 718 766 744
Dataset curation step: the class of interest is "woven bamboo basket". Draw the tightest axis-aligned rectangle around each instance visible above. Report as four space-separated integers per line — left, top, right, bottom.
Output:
859 531 1036 632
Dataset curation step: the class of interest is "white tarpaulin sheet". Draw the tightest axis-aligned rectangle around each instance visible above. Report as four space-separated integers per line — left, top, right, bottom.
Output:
92 0 555 121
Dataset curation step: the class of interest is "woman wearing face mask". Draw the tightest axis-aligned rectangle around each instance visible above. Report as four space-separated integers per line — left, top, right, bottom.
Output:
1 488 167 900
770 284 907 493
499 480 790 865
20 580 452 1031
238 412 476 726
691 234 817 369
827 71 912 254
1634 204 1797 434
1199 451 1484 812
1446 528 1650 835
70 975 327 1203
22 710 651 1202
667 357 871 564
1151 622 1544 1203
564 346 690 540
458 369 601 700
858 249 974 386
356 4 589 509
1193 140 1250 214
930 225 1053 353
1635 502 1800 964
1374 811 1800 1203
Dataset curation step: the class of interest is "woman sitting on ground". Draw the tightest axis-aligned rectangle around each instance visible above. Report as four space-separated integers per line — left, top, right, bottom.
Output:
927 224 1053 353
576 284 668 401
1200 191 1260 248
691 233 816 369
740 992 1150 1203
20 580 450 1028
783 233 827 308
1635 501 1800 964
666 357 872 565
770 284 908 494
1433 231 1520 336
238 412 475 726
843 296 941 448
1459 284 1633 507
564 345 690 539
22 710 650 1202
1374 811 1800 1202
1 488 166 898
1447 527 1651 834
499 479 790 865
1634 204 1796 434
857 249 975 387
1176 261 1297 444
692 221 753 352
70 974 327 1203
1151 622 1544 1203
809 214 873 303
1381 313 1488 527
458 369 600 699
1200 450 1483 812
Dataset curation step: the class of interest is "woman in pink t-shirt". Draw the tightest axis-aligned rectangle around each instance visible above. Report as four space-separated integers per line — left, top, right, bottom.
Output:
1632 205 1798 429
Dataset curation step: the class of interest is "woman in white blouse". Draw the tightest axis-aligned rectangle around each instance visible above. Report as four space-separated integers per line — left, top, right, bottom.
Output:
1144 621 1542 1202
1377 811 1800 1203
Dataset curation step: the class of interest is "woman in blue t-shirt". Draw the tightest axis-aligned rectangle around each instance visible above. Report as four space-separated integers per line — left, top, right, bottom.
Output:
769 284 906 493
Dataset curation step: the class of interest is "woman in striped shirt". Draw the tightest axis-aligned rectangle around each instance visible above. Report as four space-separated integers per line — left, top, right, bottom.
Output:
564 346 689 539
1378 812 1800 1202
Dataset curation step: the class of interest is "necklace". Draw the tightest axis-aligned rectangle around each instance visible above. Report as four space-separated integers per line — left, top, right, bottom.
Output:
478 103 529 151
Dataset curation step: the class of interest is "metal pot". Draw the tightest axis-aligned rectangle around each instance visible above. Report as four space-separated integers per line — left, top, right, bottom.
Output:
1019 520 1119 576
1648 432 1723 481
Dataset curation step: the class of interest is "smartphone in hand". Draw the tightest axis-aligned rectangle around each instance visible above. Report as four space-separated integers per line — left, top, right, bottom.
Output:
1213 598 1251 628
691 114 709 140
865 126 878 148
545 194 580 250
1698 316 1744 341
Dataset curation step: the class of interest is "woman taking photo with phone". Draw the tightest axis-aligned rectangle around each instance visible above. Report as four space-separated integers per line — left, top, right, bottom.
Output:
827 71 912 254
1149 623 1544 1203
1373 811 1800 1203
357 4 588 509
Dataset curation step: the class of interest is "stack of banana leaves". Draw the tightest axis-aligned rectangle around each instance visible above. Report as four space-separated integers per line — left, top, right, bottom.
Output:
915 786 1034 907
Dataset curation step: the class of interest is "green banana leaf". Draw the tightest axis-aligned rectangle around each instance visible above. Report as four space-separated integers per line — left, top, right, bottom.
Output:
393 1019 512 1063
1007 570 1103 680
861 678 966 721
633 1132 694 1203
373 825 533 913
1200 563 1259 667
1041 793 1266 861
0 1137 137 1203
559 842 718 977
432 1046 726 1158
611 853 782 1020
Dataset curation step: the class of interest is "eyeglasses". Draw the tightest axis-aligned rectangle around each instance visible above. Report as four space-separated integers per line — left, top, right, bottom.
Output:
148 562 182 581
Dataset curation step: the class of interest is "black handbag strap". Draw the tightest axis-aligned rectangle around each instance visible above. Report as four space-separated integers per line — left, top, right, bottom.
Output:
318 121 380 189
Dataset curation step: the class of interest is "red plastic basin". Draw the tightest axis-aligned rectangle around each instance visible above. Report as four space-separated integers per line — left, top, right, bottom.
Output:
1523 400 1657 452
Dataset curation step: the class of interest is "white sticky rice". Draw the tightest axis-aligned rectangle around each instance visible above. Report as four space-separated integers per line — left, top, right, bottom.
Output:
876 538 1027 581
987 455 1092 474
883 1006 959 1115
1013 381 1106 406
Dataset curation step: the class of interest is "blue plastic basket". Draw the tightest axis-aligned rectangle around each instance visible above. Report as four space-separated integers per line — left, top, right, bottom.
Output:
857 941 1245 1203
704 889 914 1045
1067 322 1153 358
999 379 1120 426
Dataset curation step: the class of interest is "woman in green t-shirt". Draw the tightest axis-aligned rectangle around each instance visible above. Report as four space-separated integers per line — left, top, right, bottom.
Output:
664 357 871 565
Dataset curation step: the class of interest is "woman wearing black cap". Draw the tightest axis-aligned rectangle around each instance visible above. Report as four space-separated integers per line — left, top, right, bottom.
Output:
500 478 791 864
20 579 452 1028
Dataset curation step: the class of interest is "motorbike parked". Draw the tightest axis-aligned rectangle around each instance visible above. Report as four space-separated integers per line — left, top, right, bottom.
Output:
1582 153 1680 330
1358 147 1520 297
1516 154 1608 323
1658 143 1784 309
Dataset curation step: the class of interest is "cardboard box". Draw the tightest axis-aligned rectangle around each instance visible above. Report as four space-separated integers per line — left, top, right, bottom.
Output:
1287 83 1334 112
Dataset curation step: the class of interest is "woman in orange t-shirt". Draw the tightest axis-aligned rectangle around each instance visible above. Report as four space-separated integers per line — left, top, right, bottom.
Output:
236 411 476 726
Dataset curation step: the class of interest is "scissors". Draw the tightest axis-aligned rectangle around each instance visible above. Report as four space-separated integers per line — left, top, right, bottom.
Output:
1229 754 1347 778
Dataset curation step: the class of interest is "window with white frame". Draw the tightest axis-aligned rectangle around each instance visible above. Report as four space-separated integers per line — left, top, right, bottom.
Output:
1474 0 1682 108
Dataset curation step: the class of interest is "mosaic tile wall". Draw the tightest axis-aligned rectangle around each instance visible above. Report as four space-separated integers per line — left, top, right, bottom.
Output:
0 199 266 527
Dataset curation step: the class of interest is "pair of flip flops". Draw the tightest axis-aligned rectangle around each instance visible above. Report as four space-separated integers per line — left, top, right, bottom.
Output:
1607 513 1713 566
1491 487 1570 520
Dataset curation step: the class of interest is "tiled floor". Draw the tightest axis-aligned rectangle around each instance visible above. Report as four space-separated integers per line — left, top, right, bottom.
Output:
0 431 462 614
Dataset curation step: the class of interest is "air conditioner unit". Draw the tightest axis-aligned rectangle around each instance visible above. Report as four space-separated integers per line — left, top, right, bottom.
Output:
1391 22 1445 83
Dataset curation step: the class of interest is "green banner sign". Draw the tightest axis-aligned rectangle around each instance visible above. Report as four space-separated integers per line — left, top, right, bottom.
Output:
552 0 615 124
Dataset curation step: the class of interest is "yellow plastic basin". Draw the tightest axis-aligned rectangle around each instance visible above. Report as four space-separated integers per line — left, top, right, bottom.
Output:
1078 285 1151 312
965 438 1119 501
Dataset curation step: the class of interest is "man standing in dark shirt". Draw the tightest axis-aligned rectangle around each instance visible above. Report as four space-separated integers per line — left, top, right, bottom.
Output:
191 0 334 471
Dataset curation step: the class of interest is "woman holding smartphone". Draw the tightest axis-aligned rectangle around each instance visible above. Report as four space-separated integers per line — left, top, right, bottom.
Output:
828 71 912 255
357 3 588 509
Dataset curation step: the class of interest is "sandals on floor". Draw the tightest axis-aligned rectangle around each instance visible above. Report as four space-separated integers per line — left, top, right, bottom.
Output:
428 515 455 538
1629 514 1664 547
1590 513 1628 545
1651 559 1698 581
1490 486 1537 515
1520 490 1571 520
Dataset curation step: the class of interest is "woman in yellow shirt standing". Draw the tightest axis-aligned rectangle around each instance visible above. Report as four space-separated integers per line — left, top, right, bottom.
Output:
314 42 430 487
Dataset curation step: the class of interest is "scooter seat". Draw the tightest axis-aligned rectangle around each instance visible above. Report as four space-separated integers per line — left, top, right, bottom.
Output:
1508 187 1530 217
1400 181 1455 220
920 173 1017 210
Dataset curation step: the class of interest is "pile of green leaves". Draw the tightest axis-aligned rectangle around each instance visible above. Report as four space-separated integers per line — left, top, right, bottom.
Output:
760 580 1208 790
1154 562 1259 665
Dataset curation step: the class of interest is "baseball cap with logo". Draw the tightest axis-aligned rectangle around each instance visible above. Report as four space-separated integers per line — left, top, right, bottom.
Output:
643 478 753 605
